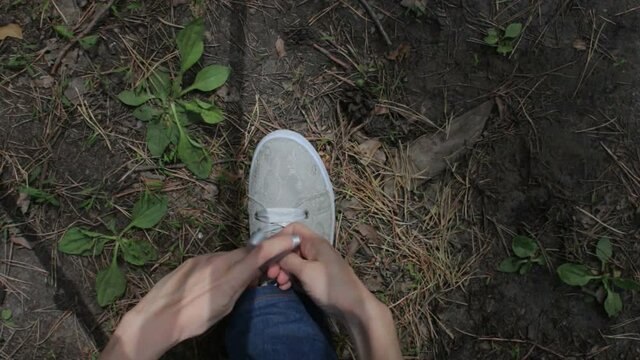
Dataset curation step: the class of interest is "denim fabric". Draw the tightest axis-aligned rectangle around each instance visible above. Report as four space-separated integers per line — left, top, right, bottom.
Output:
226 286 338 360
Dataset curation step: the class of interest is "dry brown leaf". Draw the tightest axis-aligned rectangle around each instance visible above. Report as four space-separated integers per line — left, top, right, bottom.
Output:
275 36 286 58
572 38 587 51
373 149 387 164
0 23 23 40
356 223 381 245
408 100 493 186
34 75 55 88
386 42 411 61
347 237 361 257
338 198 361 219
17 191 30 214
357 138 382 165
373 104 390 115
10 234 32 249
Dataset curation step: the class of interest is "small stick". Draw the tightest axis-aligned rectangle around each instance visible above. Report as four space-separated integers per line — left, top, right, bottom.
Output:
357 0 392 46
50 0 117 74
312 43 351 70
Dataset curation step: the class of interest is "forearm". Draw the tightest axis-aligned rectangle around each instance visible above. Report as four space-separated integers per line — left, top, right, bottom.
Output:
100 310 178 360
344 293 402 360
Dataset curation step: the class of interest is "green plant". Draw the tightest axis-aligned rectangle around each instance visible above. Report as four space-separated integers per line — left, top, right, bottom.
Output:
498 235 544 274
484 23 522 55
19 186 59 207
117 18 230 179
58 192 168 306
557 238 640 317
1 308 15 327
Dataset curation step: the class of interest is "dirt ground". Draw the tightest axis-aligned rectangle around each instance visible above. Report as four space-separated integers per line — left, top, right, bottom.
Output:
1 0 640 359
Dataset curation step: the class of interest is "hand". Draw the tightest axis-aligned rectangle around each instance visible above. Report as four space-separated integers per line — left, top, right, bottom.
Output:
101 235 297 360
270 223 402 360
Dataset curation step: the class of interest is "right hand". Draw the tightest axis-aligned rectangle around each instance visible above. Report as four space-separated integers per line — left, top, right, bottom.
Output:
267 223 376 319
267 223 403 360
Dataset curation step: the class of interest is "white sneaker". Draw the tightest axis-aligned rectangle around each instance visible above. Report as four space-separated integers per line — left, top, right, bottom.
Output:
248 130 335 246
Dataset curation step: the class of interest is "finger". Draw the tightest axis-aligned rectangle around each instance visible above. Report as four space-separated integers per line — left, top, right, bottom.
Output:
278 252 309 279
277 223 333 261
276 270 290 285
227 234 297 288
267 264 280 279
279 281 292 290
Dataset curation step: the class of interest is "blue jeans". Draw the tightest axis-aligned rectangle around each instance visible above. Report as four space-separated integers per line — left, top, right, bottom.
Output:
226 286 338 360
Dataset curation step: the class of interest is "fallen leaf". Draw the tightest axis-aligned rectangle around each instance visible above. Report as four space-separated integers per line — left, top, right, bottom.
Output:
386 42 411 61
10 234 32 249
64 77 86 105
408 100 493 186
373 149 387 164
347 237 360 257
33 75 55 88
572 38 587 51
0 23 23 40
401 0 426 10
356 223 381 245
275 36 286 58
363 274 383 292
357 138 382 165
16 191 30 214
373 104 389 115
338 198 361 219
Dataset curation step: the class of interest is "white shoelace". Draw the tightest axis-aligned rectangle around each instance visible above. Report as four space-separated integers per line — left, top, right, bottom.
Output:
249 208 307 246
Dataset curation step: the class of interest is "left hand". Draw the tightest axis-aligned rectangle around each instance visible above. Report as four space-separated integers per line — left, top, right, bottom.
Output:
101 234 297 360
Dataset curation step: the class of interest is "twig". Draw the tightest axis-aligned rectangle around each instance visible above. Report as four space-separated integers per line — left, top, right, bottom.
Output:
312 43 351 70
50 0 117 74
357 0 392 46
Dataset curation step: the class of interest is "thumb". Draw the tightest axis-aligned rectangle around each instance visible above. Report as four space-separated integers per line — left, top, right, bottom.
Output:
227 235 297 288
279 252 309 279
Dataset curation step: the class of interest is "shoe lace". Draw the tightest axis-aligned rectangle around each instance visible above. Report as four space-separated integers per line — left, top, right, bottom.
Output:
249 208 308 246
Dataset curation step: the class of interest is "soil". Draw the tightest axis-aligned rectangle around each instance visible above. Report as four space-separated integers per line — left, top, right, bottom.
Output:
1 0 639 359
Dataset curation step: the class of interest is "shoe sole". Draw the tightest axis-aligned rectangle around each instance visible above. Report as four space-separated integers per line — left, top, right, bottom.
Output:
251 129 336 245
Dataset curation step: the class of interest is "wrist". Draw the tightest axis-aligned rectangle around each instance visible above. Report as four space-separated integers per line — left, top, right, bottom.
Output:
101 308 178 360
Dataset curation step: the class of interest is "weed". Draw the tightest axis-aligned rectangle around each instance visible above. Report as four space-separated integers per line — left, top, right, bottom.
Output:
557 238 640 317
1 308 15 327
117 18 230 179
19 186 59 207
58 191 168 306
484 23 522 56
497 235 544 274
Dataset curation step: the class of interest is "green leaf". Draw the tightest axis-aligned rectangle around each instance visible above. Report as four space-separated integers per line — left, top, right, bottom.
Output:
59 227 98 255
532 255 545 265
1 309 12 321
149 70 171 100
484 34 498 45
176 18 204 73
498 257 522 273
79 35 99 49
117 90 154 106
59 228 108 256
121 239 157 266
557 263 595 286
596 238 612 265
181 100 224 124
146 119 172 156
497 44 513 55
504 23 523 39
182 65 230 94
96 262 126 307
129 193 168 230
177 130 212 179
613 278 640 291
519 261 533 274
53 25 74 39
133 105 161 121
512 235 537 258
19 186 59 206
604 288 622 317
